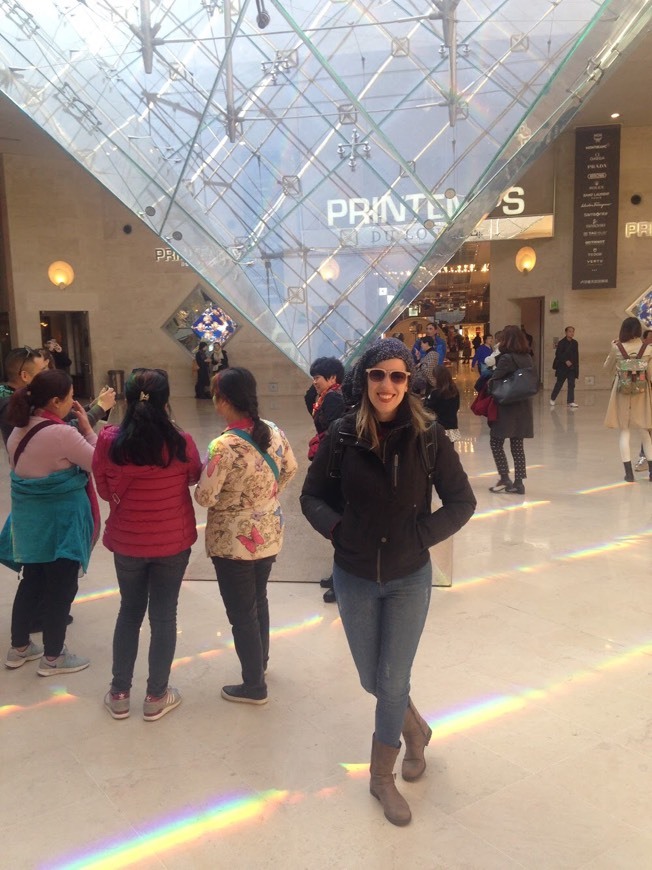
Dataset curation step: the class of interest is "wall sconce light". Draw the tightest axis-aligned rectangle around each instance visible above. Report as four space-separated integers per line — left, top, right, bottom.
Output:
48 261 75 289
318 258 340 282
515 247 536 275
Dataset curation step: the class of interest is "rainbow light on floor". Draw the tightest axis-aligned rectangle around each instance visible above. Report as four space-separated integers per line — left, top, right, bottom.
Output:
471 500 550 520
576 481 633 494
0 688 75 718
269 614 323 639
195 522 207 531
453 529 652 589
50 790 289 870
171 648 224 669
340 762 368 778
73 588 119 604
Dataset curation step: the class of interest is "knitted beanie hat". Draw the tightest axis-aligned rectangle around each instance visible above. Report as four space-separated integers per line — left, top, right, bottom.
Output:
345 337 414 406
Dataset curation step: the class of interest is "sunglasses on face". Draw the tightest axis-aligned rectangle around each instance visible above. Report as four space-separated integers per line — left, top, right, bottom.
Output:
366 368 410 385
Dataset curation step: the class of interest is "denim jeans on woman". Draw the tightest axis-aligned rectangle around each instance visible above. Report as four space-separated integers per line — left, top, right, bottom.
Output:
333 560 432 747
111 549 190 697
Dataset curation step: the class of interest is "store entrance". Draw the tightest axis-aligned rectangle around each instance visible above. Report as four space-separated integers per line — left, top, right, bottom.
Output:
40 310 94 399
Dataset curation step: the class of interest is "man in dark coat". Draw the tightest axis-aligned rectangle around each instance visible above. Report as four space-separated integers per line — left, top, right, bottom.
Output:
550 326 579 408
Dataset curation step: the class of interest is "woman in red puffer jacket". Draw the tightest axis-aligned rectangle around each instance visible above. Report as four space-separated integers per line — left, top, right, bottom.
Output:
93 368 201 722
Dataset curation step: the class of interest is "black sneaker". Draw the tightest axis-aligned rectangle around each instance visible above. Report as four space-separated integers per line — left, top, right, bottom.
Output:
221 683 268 705
319 575 334 589
489 479 512 493
323 588 336 604
505 481 525 494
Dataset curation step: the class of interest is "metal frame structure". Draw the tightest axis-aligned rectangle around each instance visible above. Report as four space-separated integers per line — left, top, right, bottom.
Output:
0 1 650 371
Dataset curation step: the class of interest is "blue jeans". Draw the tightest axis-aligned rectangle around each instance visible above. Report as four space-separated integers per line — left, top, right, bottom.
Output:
111 549 190 697
333 560 432 747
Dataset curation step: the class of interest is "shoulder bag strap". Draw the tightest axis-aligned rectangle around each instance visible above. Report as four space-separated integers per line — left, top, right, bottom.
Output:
228 428 280 482
12 419 57 470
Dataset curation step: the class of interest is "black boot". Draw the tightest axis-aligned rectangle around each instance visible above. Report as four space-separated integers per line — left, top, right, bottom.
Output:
624 461 635 482
505 479 525 494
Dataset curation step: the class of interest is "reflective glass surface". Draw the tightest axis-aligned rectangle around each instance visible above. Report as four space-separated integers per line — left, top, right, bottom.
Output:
0 1 650 370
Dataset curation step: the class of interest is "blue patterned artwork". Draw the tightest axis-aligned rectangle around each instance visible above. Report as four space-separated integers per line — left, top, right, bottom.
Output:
192 306 237 345
626 285 652 329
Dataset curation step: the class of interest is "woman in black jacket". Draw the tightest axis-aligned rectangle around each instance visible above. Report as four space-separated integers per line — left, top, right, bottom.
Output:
301 339 476 827
487 325 535 494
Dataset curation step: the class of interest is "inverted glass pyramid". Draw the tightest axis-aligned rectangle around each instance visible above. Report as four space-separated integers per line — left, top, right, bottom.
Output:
0 0 650 371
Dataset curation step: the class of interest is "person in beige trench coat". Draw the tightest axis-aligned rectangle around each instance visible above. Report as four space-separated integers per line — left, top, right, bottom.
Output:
603 317 652 481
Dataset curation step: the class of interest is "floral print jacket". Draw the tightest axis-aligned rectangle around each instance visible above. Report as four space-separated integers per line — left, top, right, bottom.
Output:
194 420 297 560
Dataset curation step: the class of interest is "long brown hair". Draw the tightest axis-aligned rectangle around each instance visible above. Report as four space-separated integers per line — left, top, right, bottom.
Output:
499 325 530 354
430 364 459 399
619 317 642 343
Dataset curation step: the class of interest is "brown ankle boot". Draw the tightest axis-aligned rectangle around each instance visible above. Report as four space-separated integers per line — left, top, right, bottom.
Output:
401 697 433 781
369 734 411 826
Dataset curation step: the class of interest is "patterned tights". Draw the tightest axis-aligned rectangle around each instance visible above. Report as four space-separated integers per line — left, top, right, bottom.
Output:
490 437 526 481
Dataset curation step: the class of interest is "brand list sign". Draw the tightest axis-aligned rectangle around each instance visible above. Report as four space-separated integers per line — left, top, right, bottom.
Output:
572 125 620 290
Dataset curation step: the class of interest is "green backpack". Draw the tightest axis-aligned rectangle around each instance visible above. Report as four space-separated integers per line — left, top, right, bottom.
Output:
615 341 649 396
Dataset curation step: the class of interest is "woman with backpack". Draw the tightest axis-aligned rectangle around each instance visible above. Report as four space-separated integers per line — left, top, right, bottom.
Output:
93 368 202 721
300 338 475 826
603 317 652 481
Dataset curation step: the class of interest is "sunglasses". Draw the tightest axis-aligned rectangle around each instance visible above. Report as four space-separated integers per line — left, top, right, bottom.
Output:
17 346 37 376
366 368 410 385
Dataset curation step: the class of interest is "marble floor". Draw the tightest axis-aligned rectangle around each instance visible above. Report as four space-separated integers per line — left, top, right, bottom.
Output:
1 368 652 870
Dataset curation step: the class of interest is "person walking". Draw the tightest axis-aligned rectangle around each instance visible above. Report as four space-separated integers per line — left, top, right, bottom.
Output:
194 367 297 704
1 369 98 675
550 326 579 408
93 368 202 721
487 325 535 495
300 338 476 826
603 317 652 482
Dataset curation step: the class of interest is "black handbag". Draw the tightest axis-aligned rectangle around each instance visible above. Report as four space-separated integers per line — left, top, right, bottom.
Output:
488 367 538 405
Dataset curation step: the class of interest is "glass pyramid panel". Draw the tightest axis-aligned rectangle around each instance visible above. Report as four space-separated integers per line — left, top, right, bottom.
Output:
0 0 650 371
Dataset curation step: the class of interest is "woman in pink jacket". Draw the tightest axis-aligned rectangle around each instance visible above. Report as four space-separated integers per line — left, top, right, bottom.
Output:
93 368 201 721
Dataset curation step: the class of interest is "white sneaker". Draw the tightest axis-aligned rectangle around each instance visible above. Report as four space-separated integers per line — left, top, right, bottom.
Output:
634 456 647 472
549 400 555 407
568 402 578 408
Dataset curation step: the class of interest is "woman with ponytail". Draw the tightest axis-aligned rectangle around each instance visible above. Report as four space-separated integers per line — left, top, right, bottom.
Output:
194 367 297 704
92 369 202 721
1 369 97 676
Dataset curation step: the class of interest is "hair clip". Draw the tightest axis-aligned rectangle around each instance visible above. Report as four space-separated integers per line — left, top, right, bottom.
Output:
139 391 150 402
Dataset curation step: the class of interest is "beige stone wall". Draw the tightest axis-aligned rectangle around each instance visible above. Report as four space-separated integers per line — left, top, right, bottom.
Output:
1 153 309 398
490 126 652 394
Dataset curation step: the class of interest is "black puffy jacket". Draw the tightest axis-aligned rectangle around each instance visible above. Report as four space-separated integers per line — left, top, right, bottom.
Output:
300 403 476 583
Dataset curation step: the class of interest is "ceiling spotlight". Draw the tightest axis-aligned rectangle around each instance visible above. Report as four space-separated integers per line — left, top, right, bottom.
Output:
610 112 620 119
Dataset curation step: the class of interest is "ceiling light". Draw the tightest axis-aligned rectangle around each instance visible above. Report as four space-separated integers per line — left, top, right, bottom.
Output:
610 112 620 119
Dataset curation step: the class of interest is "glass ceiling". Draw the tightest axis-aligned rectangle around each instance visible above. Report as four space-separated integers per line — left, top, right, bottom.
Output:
0 0 650 371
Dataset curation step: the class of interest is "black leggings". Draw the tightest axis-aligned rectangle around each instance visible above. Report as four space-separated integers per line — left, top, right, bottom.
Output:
11 559 79 657
490 437 526 481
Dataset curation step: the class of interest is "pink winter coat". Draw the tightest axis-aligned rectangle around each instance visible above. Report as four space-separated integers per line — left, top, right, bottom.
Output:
92 426 202 557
